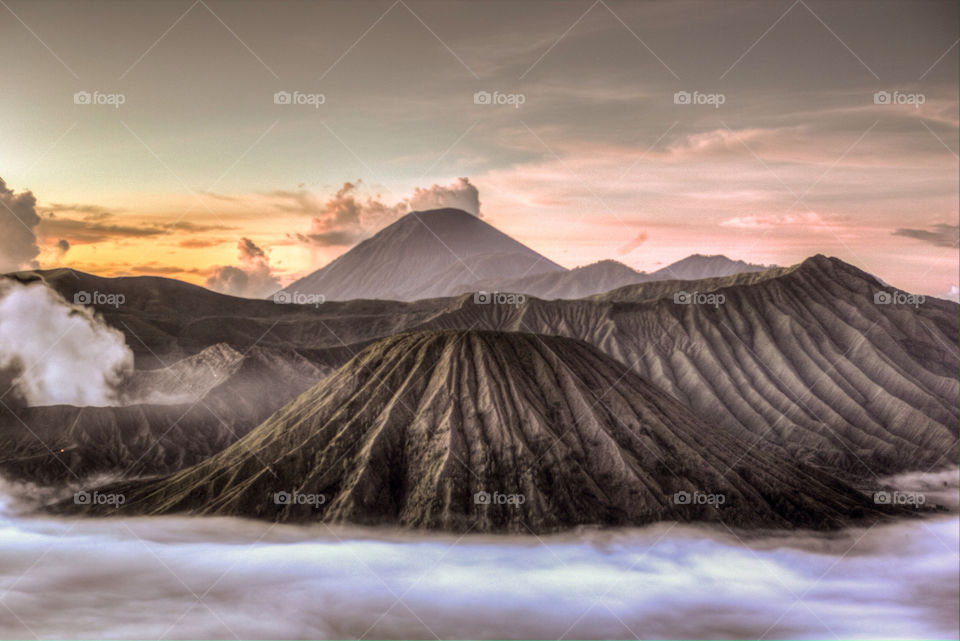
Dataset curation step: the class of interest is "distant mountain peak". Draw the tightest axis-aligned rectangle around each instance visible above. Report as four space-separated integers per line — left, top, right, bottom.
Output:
281 209 564 302
453 253 779 301
648 254 772 281
573 259 636 271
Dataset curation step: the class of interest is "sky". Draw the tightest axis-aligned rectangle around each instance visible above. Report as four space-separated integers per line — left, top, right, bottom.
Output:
0 0 957 298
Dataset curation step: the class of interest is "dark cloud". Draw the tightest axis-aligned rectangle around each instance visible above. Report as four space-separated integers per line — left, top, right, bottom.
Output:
205 238 280 298
129 264 186 275
293 229 367 247
178 238 224 249
55 239 70 256
38 216 166 243
893 224 959 248
0 178 41 272
37 209 234 246
237 237 267 261
47 203 118 220
162 221 234 232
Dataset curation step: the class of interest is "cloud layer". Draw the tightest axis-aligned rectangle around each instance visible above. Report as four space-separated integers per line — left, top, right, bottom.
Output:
407 177 481 217
0 483 956 639
893 224 959 248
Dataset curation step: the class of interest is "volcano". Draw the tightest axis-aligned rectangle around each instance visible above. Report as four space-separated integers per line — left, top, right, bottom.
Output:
69 330 887 532
280 208 565 301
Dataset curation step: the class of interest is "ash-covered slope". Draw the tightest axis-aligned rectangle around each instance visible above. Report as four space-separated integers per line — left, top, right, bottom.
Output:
71 330 885 532
418 256 959 477
10 256 956 483
281 208 565 301
0 345 327 484
120 343 245 404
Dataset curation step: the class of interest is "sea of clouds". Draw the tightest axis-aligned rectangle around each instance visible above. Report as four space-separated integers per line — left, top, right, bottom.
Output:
0 472 957 640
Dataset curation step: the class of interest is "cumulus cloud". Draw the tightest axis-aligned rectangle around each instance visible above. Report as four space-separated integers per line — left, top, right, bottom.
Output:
289 178 483 248
205 238 281 298
893 224 959 248
285 181 405 248
0 178 41 272
407 177 481 217
0 280 134 407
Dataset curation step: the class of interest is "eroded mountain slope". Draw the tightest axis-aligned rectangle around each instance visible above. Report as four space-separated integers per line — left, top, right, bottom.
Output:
415 256 959 476
0 345 327 484
67 331 890 532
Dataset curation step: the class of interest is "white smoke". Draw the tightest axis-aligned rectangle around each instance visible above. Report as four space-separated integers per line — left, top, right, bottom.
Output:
0 280 134 407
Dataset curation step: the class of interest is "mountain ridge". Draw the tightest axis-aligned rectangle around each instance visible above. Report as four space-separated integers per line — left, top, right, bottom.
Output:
61 330 894 532
6 254 955 484
279 208 774 301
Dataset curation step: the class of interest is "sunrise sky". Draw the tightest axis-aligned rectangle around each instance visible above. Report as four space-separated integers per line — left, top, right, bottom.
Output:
1 0 957 298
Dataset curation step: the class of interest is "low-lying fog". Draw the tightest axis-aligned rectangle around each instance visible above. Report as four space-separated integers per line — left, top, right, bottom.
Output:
1 471 957 640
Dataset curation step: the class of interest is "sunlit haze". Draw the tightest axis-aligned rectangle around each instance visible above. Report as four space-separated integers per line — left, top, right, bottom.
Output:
1 0 957 297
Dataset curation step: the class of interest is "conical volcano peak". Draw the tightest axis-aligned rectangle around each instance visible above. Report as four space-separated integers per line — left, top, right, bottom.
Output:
281 211 564 302
68 329 885 532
